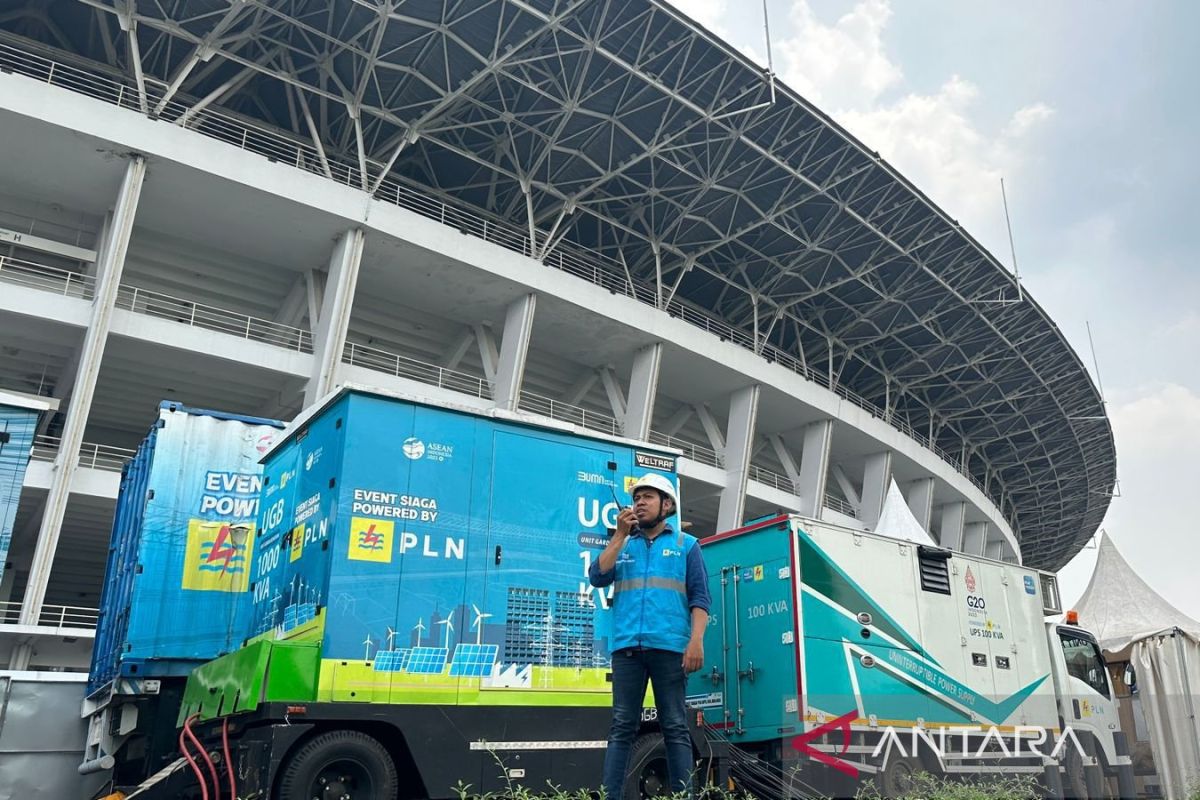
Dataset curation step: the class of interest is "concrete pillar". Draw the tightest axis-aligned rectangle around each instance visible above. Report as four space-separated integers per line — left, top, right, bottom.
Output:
716 385 760 532
797 419 833 517
17 157 146 647
963 521 989 556
475 324 499 386
768 434 802 493
305 228 364 407
494 293 537 411
860 451 893 530
938 502 967 551
905 477 935 533
599 366 626 420
694 404 726 458
830 464 860 512
623 342 662 441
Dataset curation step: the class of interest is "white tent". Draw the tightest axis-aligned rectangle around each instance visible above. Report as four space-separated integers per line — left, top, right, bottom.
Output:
872 479 938 547
1074 533 1200 800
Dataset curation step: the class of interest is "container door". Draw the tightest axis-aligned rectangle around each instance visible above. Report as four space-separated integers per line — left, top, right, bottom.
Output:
473 428 626 703
699 523 796 742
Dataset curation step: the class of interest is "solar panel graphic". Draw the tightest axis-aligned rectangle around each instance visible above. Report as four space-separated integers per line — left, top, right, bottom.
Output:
372 648 412 672
405 647 449 674
282 603 317 631
449 644 499 677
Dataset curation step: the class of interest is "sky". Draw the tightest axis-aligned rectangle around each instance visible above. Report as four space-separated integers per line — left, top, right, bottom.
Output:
667 0 1200 620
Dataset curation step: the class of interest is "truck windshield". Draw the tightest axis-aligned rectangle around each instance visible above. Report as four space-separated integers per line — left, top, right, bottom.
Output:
1059 631 1110 698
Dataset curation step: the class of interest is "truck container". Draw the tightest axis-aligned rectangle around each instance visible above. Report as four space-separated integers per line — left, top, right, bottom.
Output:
159 386 686 800
689 514 1134 797
81 402 283 780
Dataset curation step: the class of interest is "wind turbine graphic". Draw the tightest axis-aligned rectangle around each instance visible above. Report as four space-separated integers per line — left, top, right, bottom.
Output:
385 626 397 651
471 604 493 645
412 617 426 646
362 632 374 662
436 613 455 649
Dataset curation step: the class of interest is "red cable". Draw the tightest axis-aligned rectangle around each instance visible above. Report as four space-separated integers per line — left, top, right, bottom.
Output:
178 726 210 800
184 714 222 800
222 717 237 800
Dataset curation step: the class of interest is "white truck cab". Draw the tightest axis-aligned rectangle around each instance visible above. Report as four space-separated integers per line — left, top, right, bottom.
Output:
1046 615 1135 797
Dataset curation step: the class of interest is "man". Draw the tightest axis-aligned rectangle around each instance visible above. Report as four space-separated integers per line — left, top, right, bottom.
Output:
589 473 711 799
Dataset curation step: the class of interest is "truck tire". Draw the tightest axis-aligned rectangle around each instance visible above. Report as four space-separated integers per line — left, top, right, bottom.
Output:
275 730 397 800
1063 746 1089 799
874 754 923 797
626 733 669 799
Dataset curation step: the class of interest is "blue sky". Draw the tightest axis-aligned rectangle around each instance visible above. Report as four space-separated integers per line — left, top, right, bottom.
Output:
671 0 1200 619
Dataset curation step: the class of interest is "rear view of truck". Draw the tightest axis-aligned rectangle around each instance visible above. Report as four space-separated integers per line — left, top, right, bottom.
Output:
690 515 1131 798
82 402 282 785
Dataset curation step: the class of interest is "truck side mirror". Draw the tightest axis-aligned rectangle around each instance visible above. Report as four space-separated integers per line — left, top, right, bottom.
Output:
1123 663 1137 691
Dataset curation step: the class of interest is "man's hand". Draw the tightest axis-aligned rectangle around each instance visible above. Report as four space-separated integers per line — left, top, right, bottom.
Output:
683 638 704 673
615 506 638 537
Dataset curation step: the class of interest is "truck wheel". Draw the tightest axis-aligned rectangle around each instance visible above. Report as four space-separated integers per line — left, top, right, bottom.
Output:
626 733 669 799
874 755 923 797
1063 746 1089 799
275 730 397 800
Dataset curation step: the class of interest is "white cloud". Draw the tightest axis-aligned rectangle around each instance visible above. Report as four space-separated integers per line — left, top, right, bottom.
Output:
777 0 901 110
1155 311 1200 340
1060 383 1200 620
770 1 1054 257
666 0 731 37
1111 382 1200 449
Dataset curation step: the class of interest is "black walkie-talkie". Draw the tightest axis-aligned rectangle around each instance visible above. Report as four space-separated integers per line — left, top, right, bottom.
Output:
608 468 640 538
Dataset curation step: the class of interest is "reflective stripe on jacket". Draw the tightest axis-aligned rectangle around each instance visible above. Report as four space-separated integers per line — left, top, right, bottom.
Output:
608 526 697 654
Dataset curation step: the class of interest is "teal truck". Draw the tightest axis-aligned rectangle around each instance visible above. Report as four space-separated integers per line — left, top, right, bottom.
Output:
689 514 1135 799
114 388 1130 799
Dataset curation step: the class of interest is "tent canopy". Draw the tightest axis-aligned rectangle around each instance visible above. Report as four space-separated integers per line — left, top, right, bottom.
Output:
1073 532 1200 659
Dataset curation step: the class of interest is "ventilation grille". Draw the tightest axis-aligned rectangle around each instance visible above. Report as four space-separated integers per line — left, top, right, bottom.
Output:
917 546 952 595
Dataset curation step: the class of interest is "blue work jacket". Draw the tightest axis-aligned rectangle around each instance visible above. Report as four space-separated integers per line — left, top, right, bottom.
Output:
589 525 710 654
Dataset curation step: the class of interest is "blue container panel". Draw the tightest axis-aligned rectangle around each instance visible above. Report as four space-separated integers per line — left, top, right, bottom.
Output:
89 403 282 692
247 396 346 642
317 393 681 689
0 405 39 589
89 426 158 692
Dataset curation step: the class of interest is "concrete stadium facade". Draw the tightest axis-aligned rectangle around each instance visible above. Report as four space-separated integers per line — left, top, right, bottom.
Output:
0 1 1113 670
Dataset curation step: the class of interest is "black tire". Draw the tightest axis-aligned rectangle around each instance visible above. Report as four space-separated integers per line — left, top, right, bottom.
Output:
1063 745 1089 799
874 754 924 798
275 730 397 800
626 733 670 800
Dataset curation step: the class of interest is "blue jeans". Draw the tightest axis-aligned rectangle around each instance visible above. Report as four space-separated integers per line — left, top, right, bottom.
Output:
602 647 693 799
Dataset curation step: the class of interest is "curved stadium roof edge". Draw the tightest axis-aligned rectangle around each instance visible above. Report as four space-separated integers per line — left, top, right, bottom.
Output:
0 0 1116 570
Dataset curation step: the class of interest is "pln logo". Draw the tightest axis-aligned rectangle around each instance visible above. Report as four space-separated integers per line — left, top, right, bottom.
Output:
349 517 393 563
402 438 425 460
182 520 255 592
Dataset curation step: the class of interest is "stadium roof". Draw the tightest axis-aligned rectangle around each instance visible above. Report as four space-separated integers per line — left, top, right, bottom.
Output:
0 0 1116 569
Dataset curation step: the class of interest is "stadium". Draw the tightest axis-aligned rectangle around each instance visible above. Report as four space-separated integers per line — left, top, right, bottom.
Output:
0 0 1114 681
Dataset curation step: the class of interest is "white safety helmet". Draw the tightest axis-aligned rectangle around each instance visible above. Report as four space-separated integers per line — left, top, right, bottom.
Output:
629 473 679 509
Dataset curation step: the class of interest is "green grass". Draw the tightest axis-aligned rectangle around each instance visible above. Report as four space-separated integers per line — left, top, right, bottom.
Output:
451 772 1044 800
855 773 1041 800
